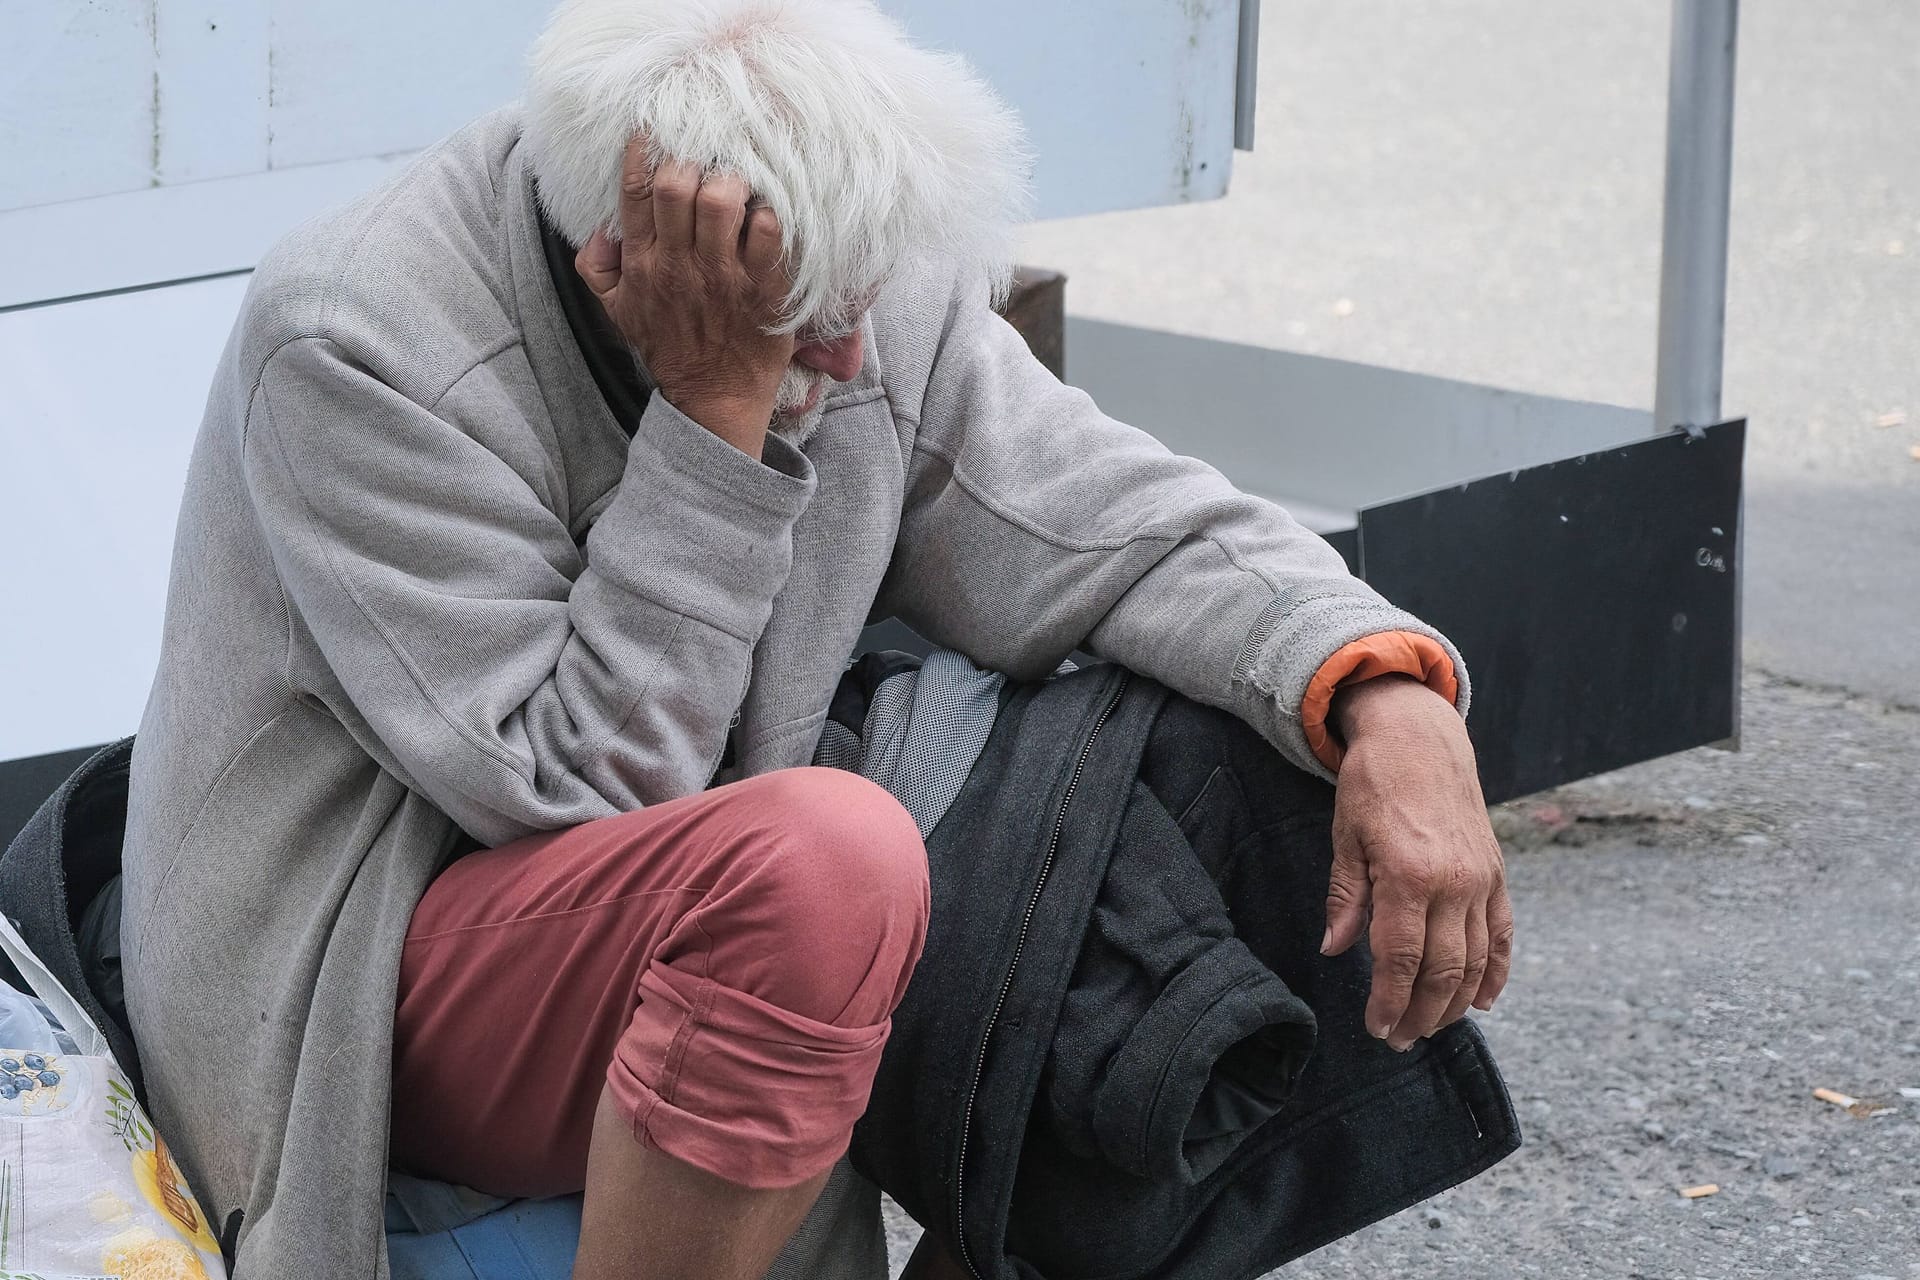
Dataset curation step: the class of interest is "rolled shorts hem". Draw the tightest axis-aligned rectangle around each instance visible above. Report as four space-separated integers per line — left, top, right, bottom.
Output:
607 961 891 1189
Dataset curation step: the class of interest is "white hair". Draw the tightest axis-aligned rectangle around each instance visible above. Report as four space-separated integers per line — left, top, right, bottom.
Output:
524 0 1031 336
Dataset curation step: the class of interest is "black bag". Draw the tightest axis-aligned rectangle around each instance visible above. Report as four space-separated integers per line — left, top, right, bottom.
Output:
0 738 141 1089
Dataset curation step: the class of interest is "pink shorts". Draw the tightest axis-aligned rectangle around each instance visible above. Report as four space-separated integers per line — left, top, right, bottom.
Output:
389 767 929 1195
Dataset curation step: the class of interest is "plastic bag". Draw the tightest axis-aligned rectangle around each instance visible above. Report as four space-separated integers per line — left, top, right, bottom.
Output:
0 984 63 1059
0 915 228 1280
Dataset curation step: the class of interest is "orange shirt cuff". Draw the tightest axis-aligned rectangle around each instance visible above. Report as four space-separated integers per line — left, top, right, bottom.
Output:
1301 632 1460 773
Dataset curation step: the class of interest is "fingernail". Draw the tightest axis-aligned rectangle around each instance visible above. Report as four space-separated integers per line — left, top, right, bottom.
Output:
1473 996 1493 1012
1320 927 1333 955
1372 1021 1393 1041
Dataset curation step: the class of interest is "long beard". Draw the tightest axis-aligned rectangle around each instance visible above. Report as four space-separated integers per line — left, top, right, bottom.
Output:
768 363 831 447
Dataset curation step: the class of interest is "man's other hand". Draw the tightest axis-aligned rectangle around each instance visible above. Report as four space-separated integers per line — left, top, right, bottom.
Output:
576 133 796 458
1322 674 1513 1051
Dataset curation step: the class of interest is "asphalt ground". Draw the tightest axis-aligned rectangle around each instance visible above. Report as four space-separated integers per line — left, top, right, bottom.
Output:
885 3 1918 1275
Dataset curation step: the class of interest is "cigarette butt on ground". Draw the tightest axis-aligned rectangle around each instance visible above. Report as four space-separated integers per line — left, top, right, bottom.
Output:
1814 1087 1859 1109
1679 1184 1720 1199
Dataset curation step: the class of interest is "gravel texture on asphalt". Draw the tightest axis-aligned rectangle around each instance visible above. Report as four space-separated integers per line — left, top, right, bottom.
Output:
882 671 1920 1277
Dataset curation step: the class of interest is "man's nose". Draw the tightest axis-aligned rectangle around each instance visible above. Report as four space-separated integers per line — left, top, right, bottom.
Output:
792 327 865 382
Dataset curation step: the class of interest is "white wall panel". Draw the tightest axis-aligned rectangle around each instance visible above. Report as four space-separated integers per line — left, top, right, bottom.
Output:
266 0 549 168
883 0 1240 215
0 277 249 759
154 0 270 183
2 0 1248 293
0 153 412 309
0 0 155 210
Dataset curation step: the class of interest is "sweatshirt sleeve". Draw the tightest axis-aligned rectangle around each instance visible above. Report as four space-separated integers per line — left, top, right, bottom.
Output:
243 335 814 845
875 272 1469 781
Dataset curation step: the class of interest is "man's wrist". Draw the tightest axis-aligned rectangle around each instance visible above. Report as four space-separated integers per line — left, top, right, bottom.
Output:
1329 672 1454 744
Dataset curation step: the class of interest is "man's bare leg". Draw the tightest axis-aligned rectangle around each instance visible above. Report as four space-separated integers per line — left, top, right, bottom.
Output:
572 1085 833 1280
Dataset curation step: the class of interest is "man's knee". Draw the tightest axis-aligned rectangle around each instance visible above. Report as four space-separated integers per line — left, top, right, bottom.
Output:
716 767 929 1025
746 766 927 906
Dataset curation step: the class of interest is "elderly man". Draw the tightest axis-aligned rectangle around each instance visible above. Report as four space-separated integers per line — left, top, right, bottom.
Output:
121 0 1512 1276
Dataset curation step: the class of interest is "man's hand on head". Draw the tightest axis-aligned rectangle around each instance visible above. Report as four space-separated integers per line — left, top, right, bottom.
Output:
575 133 796 459
1321 674 1514 1051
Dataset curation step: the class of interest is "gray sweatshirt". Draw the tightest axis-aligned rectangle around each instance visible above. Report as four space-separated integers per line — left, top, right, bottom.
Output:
121 106 1467 1277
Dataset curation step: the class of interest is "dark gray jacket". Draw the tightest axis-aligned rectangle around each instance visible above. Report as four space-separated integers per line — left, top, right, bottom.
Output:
848 662 1520 1279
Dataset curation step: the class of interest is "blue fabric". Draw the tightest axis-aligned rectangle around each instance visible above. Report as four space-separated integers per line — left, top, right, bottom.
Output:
387 1196 582 1280
385 1172 512 1235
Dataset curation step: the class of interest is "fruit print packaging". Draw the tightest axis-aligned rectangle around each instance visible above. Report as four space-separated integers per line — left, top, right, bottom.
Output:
0 912 227 1280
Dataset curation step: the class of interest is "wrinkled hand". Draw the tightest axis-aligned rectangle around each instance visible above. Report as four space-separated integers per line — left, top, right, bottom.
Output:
1322 675 1514 1051
576 133 795 458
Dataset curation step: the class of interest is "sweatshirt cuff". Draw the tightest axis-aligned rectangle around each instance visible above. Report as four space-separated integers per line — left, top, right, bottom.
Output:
1300 632 1461 772
588 397 817 640
1231 588 1471 782
638 394 816 511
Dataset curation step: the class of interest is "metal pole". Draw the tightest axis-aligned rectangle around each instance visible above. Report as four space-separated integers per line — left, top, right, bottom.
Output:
1653 0 1739 435
1233 0 1262 151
